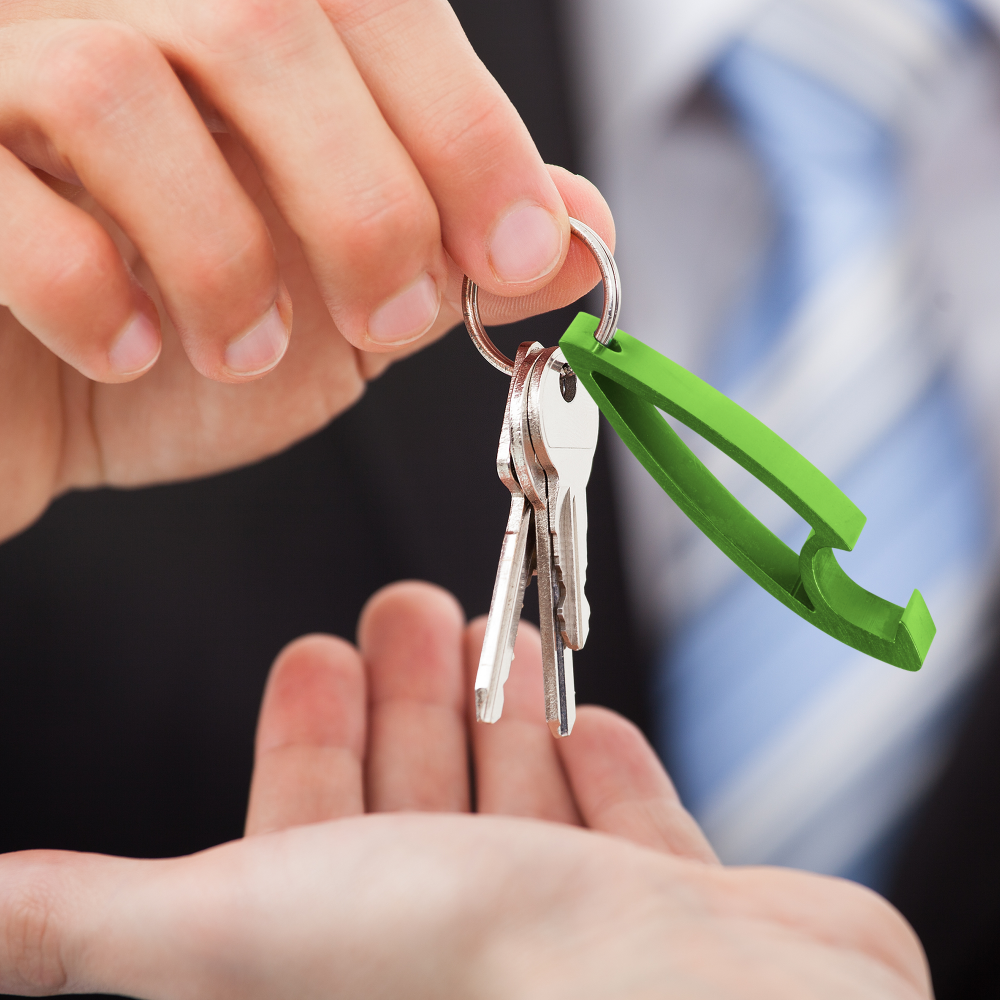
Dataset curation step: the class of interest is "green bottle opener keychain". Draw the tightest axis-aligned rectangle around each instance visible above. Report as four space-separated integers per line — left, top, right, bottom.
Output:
467 219 935 674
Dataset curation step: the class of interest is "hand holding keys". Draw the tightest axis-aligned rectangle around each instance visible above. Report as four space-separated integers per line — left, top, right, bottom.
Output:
464 220 619 737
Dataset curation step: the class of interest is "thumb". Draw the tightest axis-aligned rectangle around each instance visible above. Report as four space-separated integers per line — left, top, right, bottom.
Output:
0 848 148 997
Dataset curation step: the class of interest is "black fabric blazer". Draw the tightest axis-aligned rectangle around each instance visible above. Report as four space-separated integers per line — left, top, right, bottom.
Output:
0 2 993 996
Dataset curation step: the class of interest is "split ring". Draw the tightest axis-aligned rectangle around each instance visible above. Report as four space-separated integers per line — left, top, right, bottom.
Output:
462 217 621 376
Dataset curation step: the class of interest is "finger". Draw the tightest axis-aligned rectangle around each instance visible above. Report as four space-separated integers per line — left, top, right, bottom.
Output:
0 146 161 382
557 706 719 863
65 137 369 494
356 167 617 379
465 616 581 824
450 167 618 329
245 634 366 836
166 0 448 353
3 19 289 382
358 582 470 812
326 0 570 298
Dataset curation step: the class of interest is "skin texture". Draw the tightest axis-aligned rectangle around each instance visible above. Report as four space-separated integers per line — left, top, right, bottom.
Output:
0 582 933 999
0 2 615 543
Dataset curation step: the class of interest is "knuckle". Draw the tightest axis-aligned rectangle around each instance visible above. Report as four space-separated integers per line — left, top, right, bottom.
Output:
185 0 312 58
181 230 273 306
40 226 120 305
336 176 438 266
34 22 157 134
325 0 422 35
419 80 514 175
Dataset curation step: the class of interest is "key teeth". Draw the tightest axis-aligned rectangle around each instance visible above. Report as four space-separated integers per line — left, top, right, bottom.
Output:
554 563 583 652
475 687 489 723
552 507 574 648
552 490 590 652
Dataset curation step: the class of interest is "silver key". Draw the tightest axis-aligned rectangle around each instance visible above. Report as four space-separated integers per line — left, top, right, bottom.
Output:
475 342 543 724
514 347 600 737
528 352 599 653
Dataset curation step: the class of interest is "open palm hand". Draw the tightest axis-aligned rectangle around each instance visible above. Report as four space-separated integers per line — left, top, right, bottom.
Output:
0 583 930 999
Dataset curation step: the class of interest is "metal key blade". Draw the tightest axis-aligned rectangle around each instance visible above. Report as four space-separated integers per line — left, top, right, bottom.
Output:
528 353 599 652
540 555 575 738
524 349 600 737
509 347 572 736
475 496 535 722
556 488 588 649
475 341 544 724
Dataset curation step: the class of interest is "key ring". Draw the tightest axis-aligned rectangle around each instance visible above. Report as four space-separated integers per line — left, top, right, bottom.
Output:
463 218 621 376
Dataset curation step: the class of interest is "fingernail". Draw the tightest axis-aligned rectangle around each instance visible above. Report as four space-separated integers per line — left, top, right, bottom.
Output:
109 312 160 375
224 303 290 376
368 272 440 346
487 202 563 285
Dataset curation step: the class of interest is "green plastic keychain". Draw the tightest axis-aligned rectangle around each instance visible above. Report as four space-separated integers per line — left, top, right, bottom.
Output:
468 218 935 672
560 312 934 671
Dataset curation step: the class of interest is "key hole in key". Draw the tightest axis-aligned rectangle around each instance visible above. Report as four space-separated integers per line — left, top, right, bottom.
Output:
559 364 577 402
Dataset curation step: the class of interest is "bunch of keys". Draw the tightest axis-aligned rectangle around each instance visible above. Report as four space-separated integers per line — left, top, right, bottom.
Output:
464 214 936 737
463 219 620 737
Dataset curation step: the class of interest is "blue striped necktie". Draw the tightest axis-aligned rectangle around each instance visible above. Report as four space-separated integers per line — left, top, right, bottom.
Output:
659 0 991 889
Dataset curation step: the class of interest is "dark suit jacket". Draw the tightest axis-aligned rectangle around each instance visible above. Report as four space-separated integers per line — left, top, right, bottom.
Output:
0 2 993 997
